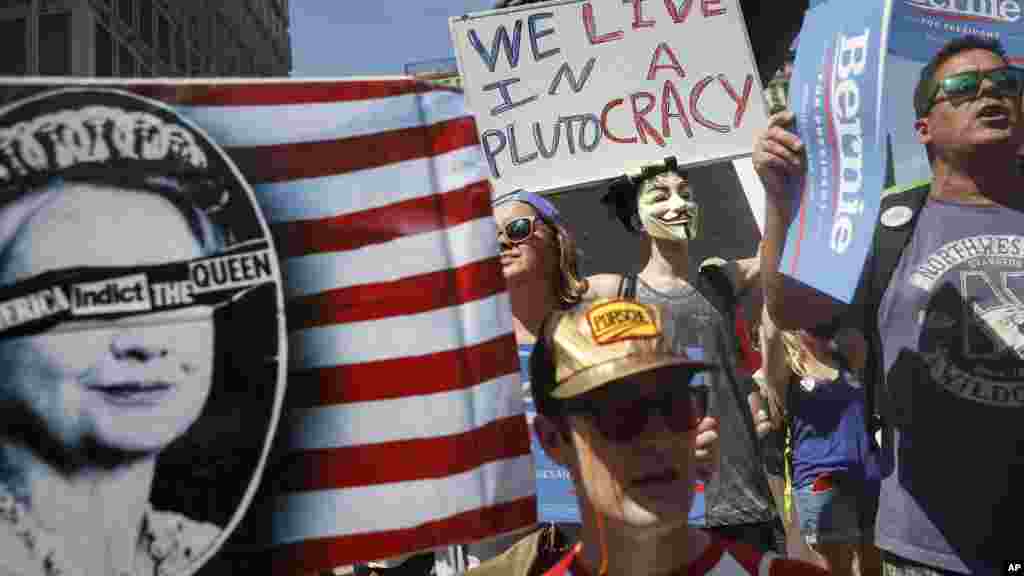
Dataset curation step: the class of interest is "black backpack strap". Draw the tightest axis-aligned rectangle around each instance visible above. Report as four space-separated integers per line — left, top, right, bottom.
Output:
696 259 738 320
619 274 638 299
856 180 930 446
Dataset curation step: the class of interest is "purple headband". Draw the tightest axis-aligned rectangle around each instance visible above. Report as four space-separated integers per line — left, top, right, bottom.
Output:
492 190 564 227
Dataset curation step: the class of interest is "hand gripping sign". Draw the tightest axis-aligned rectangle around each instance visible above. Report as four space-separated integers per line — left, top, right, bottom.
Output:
781 0 887 303
0 88 286 576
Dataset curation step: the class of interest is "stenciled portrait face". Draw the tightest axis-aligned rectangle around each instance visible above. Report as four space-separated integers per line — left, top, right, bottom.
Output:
0 183 215 454
636 171 700 242
0 85 286 574
564 370 699 535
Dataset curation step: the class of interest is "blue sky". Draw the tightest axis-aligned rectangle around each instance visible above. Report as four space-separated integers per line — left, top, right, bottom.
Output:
289 2 498 77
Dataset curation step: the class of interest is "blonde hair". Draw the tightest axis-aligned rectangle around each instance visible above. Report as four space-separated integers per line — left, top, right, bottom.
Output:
780 330 839 381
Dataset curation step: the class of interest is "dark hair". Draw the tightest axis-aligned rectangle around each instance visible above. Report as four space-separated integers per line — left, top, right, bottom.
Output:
601 157 689 233
913 35 1009 118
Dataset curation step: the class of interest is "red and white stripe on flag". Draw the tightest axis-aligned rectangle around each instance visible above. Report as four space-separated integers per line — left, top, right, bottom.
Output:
145 80 536 573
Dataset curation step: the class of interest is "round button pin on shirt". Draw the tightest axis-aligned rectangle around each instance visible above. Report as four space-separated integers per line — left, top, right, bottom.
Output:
881 205 914 228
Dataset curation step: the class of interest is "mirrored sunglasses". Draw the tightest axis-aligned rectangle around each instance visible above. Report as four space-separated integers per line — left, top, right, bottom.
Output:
498 216 542 244
928 66 1024 112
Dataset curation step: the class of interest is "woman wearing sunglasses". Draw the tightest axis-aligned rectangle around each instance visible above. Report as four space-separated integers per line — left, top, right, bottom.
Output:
492 190 590 343
463 191 590 565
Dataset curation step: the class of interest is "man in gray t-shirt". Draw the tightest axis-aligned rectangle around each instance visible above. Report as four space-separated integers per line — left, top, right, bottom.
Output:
876 198 1024 573
755 34 1024 574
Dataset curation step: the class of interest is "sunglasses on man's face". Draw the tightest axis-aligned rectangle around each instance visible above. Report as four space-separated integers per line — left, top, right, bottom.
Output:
562 376 709 444
497 216 543 244
927 66 1024 112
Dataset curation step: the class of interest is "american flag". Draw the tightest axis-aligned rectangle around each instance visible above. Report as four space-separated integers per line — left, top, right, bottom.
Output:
141 79 536 573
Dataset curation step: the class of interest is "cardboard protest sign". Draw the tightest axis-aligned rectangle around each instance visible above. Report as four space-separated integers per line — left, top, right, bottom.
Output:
0 84 286 576
0 79 532 575
782 0 1024 303
450 0 769 196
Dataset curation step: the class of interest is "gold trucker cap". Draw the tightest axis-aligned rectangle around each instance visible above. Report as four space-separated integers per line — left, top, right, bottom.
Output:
532 298 717 400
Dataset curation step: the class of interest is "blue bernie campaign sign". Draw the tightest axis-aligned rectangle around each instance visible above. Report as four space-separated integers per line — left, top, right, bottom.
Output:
521 345 706 525
890 0 1024 63
686 346 707 526
526 406 583 524
782 0 888 303
520 344 581 524
884 0 1024 187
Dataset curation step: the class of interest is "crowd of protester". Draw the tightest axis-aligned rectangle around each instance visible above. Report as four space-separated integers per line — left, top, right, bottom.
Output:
346 24 1024 576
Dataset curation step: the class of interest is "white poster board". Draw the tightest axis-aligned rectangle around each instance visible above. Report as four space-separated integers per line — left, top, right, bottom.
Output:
450 0 769 196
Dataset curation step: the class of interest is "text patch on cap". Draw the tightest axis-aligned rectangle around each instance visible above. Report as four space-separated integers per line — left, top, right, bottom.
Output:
586 300 658 345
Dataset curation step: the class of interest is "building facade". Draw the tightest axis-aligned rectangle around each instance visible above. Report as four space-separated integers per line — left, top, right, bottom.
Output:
0 0 291 78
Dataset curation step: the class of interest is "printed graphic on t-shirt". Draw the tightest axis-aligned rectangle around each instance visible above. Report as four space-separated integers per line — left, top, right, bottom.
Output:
876 205 1024 572
911 234 1024 408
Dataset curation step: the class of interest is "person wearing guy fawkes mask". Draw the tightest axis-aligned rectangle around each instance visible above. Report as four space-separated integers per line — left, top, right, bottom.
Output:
585 158 783 554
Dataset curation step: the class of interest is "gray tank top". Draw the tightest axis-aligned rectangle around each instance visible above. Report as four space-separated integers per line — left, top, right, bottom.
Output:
623 275 776 526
